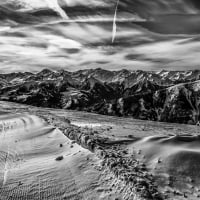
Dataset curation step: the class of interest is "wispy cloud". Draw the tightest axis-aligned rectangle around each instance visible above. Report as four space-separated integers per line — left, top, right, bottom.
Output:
1 0 200 73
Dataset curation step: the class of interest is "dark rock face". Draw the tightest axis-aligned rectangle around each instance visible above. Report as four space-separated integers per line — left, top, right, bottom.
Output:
0 68 200 125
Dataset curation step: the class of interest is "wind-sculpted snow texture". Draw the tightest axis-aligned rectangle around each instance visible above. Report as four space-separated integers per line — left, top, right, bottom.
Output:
0 68 200 125
0 113 104 199
39 108 200 200
1 101 200 199
40 114 163 200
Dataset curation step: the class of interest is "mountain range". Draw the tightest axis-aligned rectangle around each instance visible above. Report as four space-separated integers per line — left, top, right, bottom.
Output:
0 68 200 125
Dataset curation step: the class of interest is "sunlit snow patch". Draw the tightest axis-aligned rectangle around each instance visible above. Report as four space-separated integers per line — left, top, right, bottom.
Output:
71 121 102 128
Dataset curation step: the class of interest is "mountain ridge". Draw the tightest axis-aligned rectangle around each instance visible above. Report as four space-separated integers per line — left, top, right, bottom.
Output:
0 68 200 125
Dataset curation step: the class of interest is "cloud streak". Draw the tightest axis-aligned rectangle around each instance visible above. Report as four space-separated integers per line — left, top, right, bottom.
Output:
0 0 200 73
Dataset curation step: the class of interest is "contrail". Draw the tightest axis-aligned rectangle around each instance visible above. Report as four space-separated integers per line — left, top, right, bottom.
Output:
46 0 69 19
112 0 120 43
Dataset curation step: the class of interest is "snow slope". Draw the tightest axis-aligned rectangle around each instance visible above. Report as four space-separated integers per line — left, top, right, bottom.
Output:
0 113 105 199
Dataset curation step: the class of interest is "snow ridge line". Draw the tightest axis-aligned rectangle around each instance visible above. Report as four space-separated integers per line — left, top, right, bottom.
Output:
39 114 163 200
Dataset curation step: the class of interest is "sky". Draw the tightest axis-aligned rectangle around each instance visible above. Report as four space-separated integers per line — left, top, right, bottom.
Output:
0 0 200 73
